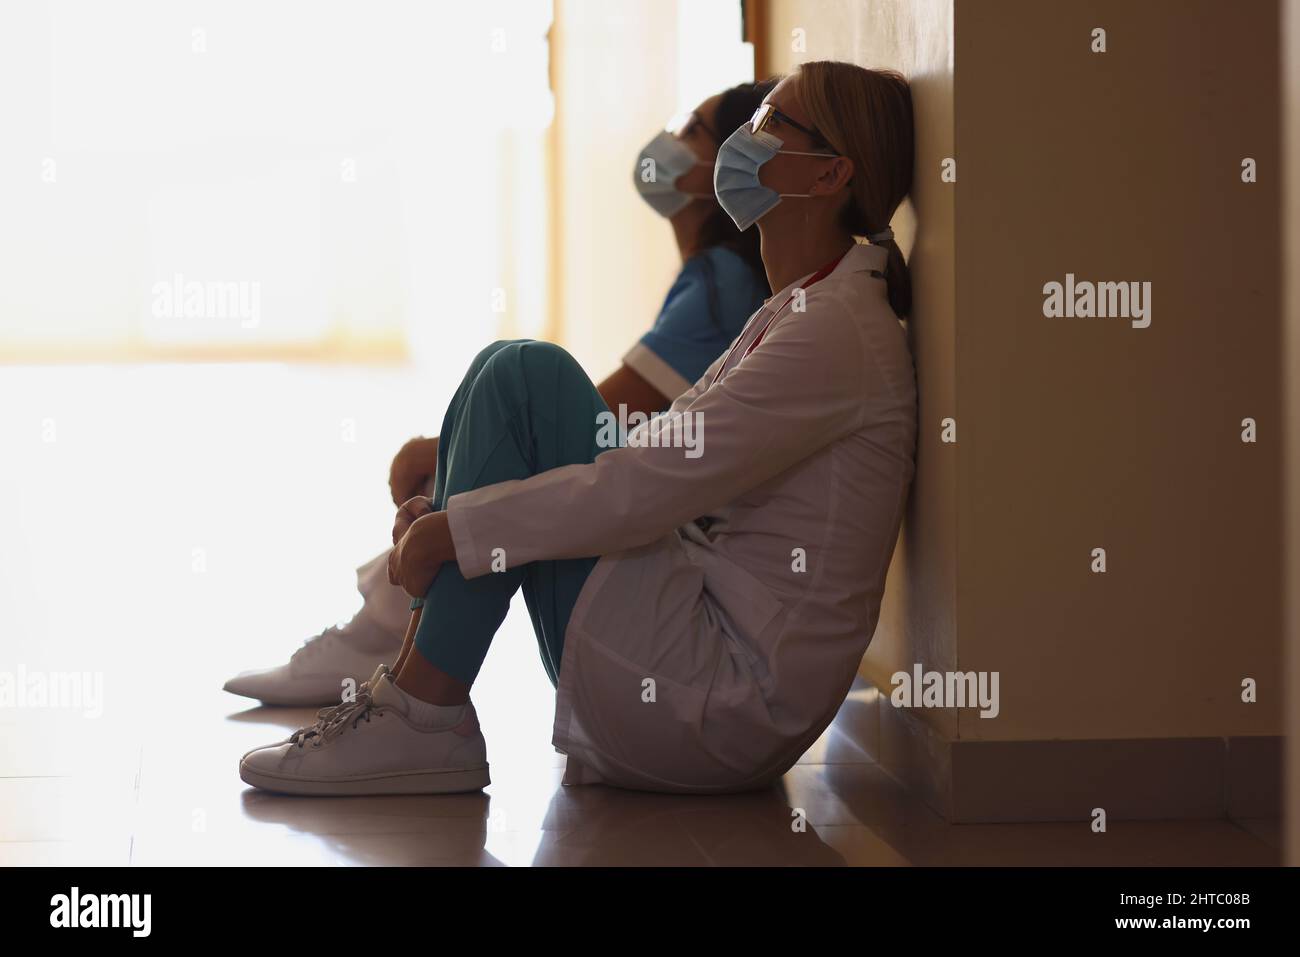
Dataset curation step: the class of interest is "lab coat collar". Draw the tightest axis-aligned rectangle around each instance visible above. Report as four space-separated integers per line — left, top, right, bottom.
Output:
765 241 890 307
842 239 891 277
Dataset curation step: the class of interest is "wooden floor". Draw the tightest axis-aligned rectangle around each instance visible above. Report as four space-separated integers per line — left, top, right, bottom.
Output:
0 364 1281 866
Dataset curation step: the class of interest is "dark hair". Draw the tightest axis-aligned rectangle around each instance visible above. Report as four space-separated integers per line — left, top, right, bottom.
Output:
691 80 776 328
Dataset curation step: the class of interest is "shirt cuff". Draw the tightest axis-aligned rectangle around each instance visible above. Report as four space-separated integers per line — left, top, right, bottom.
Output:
622 342 692 403
445 492 491 579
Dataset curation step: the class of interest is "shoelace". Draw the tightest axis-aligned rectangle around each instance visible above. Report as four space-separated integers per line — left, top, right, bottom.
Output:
288 683 376 747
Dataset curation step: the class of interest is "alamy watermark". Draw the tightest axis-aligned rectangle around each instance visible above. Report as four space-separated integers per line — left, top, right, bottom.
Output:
890 664 1000 719
0 665 104 718
596 404 703 459
1042 273 1151 329
151 273 261 328
50 887 150 937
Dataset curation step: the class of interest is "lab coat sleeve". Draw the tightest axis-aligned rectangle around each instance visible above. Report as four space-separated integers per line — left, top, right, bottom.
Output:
445 287 871 578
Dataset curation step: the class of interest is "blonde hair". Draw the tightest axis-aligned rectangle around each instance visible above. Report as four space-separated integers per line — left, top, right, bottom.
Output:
796 61 914 318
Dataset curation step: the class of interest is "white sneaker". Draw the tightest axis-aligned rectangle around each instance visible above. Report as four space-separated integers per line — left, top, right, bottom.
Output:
274 665 384 748
224 625 396 707
239 667 490 796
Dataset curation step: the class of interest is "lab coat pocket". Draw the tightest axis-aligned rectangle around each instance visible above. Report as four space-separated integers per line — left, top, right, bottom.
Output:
689 547 783 685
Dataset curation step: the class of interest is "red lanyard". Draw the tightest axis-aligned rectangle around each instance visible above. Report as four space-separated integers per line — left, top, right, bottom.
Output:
711 250 847 385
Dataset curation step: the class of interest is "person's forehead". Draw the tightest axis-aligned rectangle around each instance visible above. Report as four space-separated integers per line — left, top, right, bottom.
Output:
695 93 722 124
765 75 811 125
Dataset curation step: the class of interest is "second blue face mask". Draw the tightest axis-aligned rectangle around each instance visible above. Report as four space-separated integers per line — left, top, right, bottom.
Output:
634 131 709 218
713 125 828 231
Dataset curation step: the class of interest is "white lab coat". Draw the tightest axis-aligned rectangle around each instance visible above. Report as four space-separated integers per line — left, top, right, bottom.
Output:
446 241 917 792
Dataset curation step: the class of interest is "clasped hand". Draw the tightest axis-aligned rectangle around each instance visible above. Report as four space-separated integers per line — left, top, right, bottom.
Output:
387 496 454 599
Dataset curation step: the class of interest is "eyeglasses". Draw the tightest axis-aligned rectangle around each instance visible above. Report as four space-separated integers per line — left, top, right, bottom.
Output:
748 103 838 154
670 110 718 143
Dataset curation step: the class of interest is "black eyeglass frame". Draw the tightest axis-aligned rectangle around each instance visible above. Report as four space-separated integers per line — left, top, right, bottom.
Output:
748 103 838 154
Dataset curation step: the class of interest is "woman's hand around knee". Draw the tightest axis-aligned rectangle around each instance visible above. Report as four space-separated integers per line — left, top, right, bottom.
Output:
388 510 456 598
389 436 439 506
392 495 434 545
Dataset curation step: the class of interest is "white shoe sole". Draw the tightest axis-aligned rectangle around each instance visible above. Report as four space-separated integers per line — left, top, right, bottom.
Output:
239 760 491 796
224 668 379 708
224 680 343 708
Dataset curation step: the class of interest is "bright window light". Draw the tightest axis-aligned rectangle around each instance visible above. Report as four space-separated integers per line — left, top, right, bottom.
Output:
675 0 754 119
0 0 553 362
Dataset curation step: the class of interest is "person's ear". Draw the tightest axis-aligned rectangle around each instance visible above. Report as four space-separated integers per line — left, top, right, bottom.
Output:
813 155 854 196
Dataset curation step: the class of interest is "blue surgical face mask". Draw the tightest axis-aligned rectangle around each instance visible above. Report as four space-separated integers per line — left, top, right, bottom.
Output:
634 131 710 218
713 125 833 231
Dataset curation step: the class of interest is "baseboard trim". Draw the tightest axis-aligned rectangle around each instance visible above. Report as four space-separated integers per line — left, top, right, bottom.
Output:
843 691 1284 824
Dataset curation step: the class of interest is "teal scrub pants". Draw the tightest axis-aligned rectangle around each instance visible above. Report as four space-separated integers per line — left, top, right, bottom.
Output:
410 340 611 687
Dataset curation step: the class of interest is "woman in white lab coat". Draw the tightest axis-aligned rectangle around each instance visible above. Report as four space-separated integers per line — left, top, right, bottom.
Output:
239 60 918 796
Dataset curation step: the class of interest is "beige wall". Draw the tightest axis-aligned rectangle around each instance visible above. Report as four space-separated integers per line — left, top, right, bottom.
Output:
955 0 1282 741
763 0 958 736
763 0 1284 746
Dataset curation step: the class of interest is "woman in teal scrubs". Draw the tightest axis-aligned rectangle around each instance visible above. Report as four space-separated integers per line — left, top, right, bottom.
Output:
224 80 776 707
